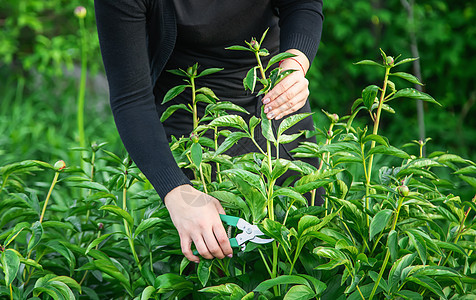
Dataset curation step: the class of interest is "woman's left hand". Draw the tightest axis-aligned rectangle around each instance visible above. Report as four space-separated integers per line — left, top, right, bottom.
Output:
262 49 311 120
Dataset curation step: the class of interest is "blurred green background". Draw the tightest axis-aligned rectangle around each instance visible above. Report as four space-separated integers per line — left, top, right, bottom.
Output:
1 0 475 167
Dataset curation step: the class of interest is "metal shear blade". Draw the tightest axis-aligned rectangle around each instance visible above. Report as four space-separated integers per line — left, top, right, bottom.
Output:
233 217 274 251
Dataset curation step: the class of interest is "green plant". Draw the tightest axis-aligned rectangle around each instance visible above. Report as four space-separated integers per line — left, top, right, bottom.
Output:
1 27 476 299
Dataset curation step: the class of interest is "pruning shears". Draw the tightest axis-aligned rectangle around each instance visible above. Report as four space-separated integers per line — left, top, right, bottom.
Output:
193 214 273 255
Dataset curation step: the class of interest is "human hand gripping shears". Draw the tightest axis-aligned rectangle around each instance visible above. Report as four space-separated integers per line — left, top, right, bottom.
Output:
193 214 274 256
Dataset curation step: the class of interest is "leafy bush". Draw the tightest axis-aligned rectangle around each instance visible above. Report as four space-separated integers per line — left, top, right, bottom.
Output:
1 34 476 299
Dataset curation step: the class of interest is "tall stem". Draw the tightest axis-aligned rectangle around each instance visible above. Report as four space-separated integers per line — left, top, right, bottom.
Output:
40 172 60 223
214 127 222 183
367 67 390 181
122 174 142 272
191 77 198 130
77 17 87 150
255 52 267 81
369 195 403 300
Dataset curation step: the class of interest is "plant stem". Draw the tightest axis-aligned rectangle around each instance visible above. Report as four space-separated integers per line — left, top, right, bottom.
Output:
191 77 198 130
77 17 87 150
369 195 403 300
199 164 208 194
214 127 222 183
439 196 474 267
367 66 390 182
39 171 60 223
255 52 267 81
364 66 390 226
122 174 142 272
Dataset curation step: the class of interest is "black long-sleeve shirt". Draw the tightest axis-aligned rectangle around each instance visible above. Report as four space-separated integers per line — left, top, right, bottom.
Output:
94 0 324 200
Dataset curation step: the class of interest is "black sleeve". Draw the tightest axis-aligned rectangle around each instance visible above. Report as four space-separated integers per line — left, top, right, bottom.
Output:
94 0 192 200
275 0 324 64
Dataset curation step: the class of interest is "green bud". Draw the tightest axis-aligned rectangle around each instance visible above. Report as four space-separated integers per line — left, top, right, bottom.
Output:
386 56 394 66
398 185 409 197
54 160 66 171
190 133 199 143
250 38 260 51
331 113 339 123
74 6 87 19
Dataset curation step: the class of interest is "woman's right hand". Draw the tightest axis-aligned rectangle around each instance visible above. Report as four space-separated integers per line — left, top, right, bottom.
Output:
164 184 233 262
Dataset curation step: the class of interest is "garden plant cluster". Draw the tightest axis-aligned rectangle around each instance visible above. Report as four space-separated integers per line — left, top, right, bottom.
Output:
1 30 476 300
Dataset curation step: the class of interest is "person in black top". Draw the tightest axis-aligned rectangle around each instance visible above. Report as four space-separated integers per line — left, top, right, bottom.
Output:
94 0 324 263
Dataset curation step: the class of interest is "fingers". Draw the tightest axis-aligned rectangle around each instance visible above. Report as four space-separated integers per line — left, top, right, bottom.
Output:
262 71 309 121
166 186 233 262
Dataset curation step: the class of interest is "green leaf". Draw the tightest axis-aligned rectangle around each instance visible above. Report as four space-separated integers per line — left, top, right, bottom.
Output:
160 104 191 122
277 113 312 136
1 249 20 286
283 285 315 300
214 132 248 157
198 260 212 287
190 143 203 167
260 219 291 250
273 187 307 206
394 290 423 300
278 132 303 144
80 259 131 290
369 209 393 240
354 60 385 68
388 253 416 290
363 134 389 147
162 84 189 104
67 181 110 193
206 102 249 115
265 52 296 71
362 85 379 110
254 275 309 293
394 57 418 67
389 72 423 85
141 286 156 300
200 283 247 297
388 88 441 106
135 218 163 237
243 67 257 92
368 145 411 159
261 106 276 143
208 115 248 132
225 45 251 51
197 68 223 78
51 276 81 293
454 165 476 175
388 230 398 262
154 273 193 292
100 205 134 228
166 68 188 77
27 221 43 252
405 275 445 298
406 230 427 264
209 191 250 220
85 232 117 255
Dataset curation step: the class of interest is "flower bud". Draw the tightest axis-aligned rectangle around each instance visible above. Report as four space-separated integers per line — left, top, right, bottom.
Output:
327 130 333 139
98 223 104 231
74 6 87 19
398 185 409 197
54 160 66 171
190 132 199 143
331 114 339 123
386 56 394 66
250 38 260 50
0 245 4 252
